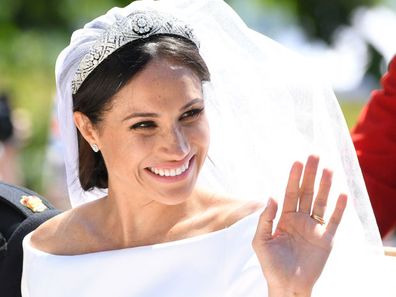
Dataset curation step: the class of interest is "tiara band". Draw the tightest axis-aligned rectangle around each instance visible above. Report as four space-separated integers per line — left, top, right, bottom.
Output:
71 10 199 94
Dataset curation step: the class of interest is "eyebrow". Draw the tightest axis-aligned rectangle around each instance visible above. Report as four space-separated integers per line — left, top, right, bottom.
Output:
180 98 204 111
121 98 204 122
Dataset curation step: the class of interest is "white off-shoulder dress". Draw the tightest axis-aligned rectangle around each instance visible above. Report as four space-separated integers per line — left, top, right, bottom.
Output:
21 209 267 297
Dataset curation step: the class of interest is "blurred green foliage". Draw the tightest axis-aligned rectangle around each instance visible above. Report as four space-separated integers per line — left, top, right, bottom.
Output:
0 0 133 191
257 0 381 43
0 0 371 193
250 0 384 80
340 101 365 129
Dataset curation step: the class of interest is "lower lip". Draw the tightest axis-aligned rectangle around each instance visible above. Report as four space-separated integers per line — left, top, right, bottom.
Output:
145 156 195 183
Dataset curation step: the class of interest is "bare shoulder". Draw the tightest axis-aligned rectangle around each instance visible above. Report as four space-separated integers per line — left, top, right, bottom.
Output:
29 210 75 254
29 201 98 255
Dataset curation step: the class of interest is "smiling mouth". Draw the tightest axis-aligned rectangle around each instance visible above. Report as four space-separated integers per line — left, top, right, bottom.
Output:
147 156 193 177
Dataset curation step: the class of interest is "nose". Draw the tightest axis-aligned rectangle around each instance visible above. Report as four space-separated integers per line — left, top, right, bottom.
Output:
160 126 190 159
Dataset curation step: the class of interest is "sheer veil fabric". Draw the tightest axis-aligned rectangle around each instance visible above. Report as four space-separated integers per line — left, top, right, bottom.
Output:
55 0 395 295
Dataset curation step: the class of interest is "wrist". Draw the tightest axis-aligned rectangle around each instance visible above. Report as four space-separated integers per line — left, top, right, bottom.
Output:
268 286 312 297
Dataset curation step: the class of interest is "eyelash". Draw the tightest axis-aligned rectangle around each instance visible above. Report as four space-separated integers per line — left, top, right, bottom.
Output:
130 121 157 130
179 107 204 121
130 108 204 130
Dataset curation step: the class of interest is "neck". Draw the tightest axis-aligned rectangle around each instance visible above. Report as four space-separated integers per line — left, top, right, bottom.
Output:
99 184 203 247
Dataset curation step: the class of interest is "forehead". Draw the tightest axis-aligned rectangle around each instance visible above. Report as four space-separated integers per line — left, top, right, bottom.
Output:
110 58 203 111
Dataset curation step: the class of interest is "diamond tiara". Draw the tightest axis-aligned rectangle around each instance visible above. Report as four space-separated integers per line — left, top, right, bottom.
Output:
71 10 199 94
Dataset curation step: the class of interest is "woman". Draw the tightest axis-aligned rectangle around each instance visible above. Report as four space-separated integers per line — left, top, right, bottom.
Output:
21 0 393 296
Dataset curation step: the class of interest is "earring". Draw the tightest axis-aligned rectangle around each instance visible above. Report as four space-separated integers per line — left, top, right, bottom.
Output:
91 144 99 152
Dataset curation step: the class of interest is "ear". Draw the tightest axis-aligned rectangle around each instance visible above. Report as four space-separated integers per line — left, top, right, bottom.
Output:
73 111 100 147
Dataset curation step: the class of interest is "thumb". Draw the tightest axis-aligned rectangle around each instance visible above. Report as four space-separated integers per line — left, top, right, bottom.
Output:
255 197 278 241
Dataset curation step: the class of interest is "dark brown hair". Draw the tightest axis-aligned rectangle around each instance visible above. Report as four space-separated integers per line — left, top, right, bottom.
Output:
73 35 210 191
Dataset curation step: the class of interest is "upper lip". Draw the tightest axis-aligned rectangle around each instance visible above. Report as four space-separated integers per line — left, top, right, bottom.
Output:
147 154 193 170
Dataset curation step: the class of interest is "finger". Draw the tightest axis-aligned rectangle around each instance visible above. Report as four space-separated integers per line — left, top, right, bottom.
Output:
256 198 278 241
298 155 319 214
311 168 333 218
281 161 303 213
325 194 348 236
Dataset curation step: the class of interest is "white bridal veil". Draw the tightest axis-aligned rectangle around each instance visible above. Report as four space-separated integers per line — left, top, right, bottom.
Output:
55 0 395 295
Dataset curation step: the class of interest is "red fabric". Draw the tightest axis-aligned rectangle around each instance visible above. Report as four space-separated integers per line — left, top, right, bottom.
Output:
351 56 396 238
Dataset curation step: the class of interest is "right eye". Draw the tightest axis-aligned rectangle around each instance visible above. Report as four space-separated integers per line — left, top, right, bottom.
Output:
130 121 157 130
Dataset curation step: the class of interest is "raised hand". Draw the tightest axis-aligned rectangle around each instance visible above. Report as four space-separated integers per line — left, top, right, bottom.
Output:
252 155 347 297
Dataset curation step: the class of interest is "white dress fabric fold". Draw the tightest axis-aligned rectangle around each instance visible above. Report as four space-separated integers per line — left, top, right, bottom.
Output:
21 209 267 297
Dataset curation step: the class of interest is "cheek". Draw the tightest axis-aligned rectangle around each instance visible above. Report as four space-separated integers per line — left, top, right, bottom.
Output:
188 117 210 151
99 131 153 173
201 116 210 144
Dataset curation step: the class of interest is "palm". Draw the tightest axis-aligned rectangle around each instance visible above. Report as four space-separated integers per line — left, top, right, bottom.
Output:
261 213 332 289
253 156 347 294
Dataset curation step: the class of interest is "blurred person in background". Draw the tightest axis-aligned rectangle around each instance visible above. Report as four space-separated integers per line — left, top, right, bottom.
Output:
351 55 396 239
41 97 70 210
0 92 22 185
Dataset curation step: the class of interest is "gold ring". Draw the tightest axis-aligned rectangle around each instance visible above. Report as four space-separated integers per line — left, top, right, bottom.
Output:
311 214 325 225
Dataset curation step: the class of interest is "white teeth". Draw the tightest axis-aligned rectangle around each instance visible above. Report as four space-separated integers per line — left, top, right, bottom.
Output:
149 160 190 177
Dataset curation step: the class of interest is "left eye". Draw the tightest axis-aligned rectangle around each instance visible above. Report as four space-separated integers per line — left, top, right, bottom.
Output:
179 108 204 121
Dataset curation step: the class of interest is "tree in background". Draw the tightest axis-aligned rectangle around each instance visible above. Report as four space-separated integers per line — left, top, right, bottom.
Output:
249 0 385 80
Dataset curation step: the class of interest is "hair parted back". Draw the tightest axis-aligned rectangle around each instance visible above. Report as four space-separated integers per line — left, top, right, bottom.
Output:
72 35 210 191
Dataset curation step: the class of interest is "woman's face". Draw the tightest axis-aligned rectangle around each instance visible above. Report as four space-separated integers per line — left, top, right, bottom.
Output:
93 58 209 205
